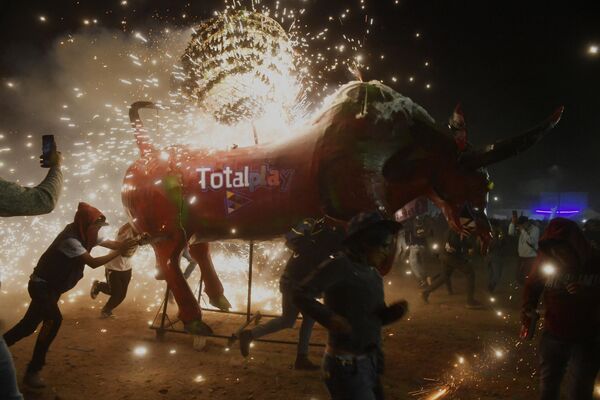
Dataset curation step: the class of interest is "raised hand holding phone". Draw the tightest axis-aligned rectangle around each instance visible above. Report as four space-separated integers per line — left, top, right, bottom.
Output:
40 135 61 168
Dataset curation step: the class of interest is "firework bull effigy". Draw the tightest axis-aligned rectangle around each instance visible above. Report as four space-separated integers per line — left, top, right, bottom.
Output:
122 81 562 334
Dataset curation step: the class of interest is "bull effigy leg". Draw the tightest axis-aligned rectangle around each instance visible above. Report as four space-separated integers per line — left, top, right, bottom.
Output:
188 242 232 311
153 237 212 335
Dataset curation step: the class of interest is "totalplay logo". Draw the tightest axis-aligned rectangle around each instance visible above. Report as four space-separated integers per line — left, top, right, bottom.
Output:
197 164 294 192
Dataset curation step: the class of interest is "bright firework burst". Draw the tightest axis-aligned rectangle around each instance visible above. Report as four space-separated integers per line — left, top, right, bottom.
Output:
181 10 306 126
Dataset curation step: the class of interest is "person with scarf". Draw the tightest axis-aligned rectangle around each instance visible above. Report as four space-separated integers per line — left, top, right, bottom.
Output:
0 148 62 399
521 218 600 400
3 202 138 389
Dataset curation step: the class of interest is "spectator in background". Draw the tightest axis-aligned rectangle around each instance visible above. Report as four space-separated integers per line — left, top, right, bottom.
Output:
509 215 540 285
404 216 431 287
0 143 62 400
421 208 483 309
486 219 509 293
521 218 599 400
583 218 600 250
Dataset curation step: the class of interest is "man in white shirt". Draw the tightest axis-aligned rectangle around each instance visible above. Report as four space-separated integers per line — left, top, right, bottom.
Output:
508 215 540 284
91 223 149 318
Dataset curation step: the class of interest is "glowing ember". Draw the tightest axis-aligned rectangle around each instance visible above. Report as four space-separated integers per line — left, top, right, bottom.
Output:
133 346 148 356
541 263 556 276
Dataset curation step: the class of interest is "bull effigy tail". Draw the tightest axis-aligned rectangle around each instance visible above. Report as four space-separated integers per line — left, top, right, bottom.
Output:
129 101 158 157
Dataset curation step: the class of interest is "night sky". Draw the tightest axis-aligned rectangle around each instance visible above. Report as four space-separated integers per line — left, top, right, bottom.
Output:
0 0 598 210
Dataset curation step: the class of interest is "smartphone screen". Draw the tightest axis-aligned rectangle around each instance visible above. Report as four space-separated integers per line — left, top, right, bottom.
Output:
41 135 55 168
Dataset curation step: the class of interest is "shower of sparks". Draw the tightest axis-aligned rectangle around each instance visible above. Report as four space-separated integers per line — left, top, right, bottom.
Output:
0 3 442 396
2 0 426 324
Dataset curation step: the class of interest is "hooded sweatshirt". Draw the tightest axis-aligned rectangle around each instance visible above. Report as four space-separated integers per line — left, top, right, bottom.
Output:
33 202 105 294
522 218 600 341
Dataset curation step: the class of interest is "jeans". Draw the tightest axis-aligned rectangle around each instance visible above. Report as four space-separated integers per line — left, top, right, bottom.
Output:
408 245 427 281
3 280 62 373
251 286 315 355
0 336 24 400
424 253 475 302
538 332 599 400
517 257 535 285
322 352 383 400
97 269 132 313
486 255 503 292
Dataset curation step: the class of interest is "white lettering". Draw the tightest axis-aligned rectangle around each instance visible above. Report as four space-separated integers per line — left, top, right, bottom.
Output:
198 168 212 190
224 167 233 188
210 173 224 189
196 165 292 191
233 171 245 188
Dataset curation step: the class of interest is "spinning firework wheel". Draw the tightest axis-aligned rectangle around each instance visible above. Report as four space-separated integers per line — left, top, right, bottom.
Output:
181 11 299 125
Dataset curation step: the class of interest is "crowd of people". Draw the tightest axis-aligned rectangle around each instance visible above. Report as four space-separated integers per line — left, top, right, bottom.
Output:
1 138 598 400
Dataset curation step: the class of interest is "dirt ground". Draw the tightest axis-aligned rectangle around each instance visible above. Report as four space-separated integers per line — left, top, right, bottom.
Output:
2 263 598 400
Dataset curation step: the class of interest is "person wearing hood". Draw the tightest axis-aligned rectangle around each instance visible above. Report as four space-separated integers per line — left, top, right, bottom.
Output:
3 202 139 389
1 148 62 400
293 211 408 400
521 218 600 400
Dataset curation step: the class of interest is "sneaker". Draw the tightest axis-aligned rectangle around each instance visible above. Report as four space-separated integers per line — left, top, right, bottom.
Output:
294 355 320 371
466 300 484 309
24 371 46 389
100 310 114 319
90 280 100 299
239 330 253 357
209 294 232 312
184 319 213 336
420 290 430 304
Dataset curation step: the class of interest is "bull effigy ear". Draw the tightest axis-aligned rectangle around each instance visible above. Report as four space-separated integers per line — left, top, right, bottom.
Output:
459 106 564 170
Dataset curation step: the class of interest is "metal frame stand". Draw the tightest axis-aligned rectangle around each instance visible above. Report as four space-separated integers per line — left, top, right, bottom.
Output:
150 241 324 348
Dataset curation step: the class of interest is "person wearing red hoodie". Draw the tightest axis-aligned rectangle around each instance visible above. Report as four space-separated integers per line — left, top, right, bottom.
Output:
3 202 138 389
521 218 600 400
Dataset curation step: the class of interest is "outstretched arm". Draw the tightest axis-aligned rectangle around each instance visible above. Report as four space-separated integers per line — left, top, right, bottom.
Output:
293 259 349 332
79 238 138 268
377 300 409 326
0 167 63 217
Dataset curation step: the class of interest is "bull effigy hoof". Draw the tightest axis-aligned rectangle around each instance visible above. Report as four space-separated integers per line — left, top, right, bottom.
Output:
184 319 213 336
209 294 232 312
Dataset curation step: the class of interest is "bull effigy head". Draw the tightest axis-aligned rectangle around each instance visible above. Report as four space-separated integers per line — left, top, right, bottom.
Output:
315 81 562 248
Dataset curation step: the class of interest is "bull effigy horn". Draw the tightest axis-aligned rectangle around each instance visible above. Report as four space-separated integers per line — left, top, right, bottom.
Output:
129 101 158 157
459 106 564 169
